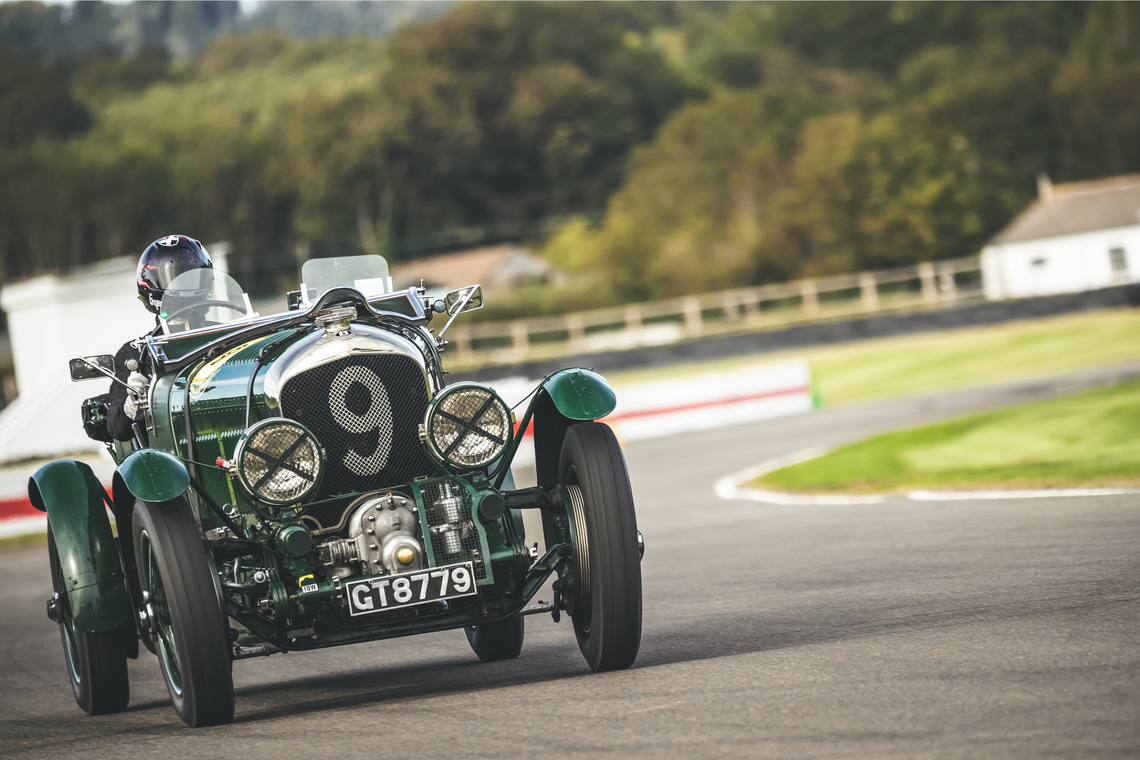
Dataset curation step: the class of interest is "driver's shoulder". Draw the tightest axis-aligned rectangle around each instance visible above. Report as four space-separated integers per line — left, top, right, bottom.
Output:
116 325 160 356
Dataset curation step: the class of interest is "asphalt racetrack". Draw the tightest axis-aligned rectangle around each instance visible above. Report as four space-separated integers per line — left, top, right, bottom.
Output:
2 366 1138 758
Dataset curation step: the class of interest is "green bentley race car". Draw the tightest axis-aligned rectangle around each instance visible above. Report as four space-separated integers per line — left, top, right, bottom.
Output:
33 255 642 727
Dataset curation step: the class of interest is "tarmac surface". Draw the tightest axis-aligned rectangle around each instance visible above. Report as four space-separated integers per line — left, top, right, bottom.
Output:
1 366 1137 758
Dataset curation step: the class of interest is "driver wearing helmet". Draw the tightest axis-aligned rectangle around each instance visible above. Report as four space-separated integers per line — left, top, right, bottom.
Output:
107 235 213 441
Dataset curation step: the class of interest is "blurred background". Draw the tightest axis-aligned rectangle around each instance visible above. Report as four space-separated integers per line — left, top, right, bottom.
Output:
1 6 1139 750
1 0 1139 405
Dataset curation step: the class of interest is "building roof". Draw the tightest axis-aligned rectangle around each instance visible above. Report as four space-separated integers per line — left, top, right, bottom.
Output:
389 244 564 292
992 174 1140 245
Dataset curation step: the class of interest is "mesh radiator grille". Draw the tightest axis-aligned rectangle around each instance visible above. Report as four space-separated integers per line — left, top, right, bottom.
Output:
280 354 436 532
420 478 486 581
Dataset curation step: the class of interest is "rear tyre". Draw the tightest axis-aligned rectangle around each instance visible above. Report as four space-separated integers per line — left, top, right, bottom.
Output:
132 498 234 727
559 422 642 672
47 525 131 716
465 616 524 662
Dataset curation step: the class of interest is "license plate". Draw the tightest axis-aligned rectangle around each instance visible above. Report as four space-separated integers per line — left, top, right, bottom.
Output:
344 562 477 617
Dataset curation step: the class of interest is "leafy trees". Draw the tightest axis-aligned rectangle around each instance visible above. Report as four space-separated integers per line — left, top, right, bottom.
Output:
2 0 1140 307
0 51 89 144
0 3 687 292
571 1 1140 296
290 2 688 260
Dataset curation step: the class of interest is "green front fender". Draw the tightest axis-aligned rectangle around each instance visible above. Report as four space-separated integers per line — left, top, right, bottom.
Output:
117 448 190 503
29 460 130 633
497 368 618 487
539 368 617 420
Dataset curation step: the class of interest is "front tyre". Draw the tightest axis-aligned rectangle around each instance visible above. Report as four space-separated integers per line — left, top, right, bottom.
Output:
465 616 524 662
132 498 234 727
47 526 130 716
559 422 642 671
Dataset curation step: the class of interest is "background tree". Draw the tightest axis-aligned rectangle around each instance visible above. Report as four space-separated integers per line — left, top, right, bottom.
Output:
3 1 1140 307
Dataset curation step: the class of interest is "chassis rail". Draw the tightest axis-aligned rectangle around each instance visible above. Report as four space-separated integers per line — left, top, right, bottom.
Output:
224 543 570 654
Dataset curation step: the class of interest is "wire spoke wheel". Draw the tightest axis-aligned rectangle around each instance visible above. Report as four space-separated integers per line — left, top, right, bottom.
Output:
47 525 130 715
558 422 642 672
562 482 591 622
132 498 234 727
140 529 182 696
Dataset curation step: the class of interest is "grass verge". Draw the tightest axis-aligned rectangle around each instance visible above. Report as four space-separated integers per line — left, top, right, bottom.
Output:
752 378 1140 493
609 307 1140 405
0 531 47 552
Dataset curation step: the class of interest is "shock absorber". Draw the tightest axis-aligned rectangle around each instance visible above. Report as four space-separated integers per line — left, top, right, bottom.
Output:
432 482 465 556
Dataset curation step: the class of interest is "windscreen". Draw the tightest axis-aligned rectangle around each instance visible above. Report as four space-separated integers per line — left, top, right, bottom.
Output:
301 255 391 301
159 269 251 333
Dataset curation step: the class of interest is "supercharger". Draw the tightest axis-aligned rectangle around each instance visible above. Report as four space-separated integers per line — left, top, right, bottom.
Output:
316 492 425 579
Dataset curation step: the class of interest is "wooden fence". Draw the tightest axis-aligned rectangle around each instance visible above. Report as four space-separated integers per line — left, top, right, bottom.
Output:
446 256 983 369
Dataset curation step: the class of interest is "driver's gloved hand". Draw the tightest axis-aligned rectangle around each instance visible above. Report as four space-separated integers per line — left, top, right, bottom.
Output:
122 371 149 421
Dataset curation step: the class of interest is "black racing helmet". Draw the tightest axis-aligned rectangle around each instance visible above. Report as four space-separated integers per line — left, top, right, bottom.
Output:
136 235 213 314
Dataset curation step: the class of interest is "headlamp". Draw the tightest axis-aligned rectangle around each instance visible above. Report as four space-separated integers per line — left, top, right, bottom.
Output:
423 383 511 469
233 419 323 506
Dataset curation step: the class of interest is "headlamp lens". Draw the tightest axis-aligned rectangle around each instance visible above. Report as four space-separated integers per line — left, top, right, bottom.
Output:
426 385 511 468
236 420 322 505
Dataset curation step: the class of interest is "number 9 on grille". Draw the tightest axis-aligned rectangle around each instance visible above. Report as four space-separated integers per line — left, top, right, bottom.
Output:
423 383 511 469
233 419 324 505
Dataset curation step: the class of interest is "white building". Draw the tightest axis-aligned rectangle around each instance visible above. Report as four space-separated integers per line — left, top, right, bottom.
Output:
981 174 1140 300
389 244 565 296
0 245 230 463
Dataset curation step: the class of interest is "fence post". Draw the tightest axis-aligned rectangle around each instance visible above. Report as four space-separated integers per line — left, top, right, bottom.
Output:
742 291 761 325
859 272 880 311
623 305 643 345
510 320 529 355
566 313 586 351
453 325 472 360
800 280 820 317
937 262 958 305
919 262 937 304
722 296 740 322
683 298 702 337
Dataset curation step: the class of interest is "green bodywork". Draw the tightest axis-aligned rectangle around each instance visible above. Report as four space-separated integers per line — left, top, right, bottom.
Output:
39 283 617 654
539 368 617 420
163 331 294 519
492 368 617 488
117 449 190 503
29 460 130 633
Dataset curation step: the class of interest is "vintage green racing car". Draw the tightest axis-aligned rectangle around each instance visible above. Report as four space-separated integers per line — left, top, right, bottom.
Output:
32 255 643 726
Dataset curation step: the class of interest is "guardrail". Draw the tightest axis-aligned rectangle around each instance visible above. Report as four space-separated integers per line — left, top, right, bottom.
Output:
446 256 983 369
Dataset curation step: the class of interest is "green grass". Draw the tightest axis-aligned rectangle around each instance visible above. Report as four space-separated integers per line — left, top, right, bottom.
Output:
608 307 1140 404
0 531 46 552
753 378 1140 493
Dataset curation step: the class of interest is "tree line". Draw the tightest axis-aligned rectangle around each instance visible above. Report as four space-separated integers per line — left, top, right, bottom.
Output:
1 2 1138 308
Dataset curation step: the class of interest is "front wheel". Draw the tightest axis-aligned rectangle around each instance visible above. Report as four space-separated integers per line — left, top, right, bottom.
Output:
559 422 642 671
132 498 234 727
465 616 524 662
47 526 130 716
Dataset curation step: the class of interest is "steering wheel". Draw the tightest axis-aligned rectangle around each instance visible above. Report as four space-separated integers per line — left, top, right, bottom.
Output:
162 300 248 323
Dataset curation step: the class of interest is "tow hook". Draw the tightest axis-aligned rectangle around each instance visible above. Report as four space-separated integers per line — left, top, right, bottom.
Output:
138 590 158 635
46 592 59 622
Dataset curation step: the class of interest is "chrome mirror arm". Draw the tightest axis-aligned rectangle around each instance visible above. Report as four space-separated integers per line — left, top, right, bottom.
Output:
79 357 134 392
438 287 475 339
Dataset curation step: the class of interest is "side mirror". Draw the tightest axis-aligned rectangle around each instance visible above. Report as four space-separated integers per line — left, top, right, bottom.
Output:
70 355 115 382
444 285 484 315
438 285 484 339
